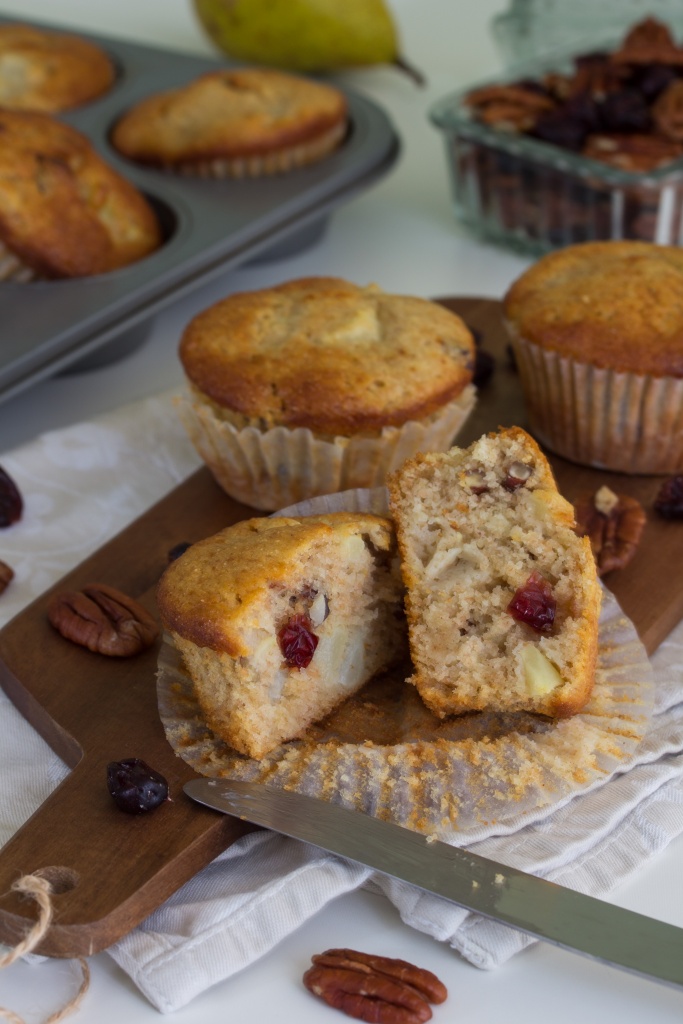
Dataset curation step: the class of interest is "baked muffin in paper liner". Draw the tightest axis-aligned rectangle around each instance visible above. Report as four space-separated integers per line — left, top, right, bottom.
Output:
111 68 348 179
157 487 653 844
509 326 683 475
175 385 476 512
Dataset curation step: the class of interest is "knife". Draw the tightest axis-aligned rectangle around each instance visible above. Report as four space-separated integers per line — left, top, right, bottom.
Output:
185 777 683 992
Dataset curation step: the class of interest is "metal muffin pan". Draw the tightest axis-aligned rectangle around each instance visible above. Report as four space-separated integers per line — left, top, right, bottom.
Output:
0 15 401 404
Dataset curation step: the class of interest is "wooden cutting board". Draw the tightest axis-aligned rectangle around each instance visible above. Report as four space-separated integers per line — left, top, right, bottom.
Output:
0 296 680 959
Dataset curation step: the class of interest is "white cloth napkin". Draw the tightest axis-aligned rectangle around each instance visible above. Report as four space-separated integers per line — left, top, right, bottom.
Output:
1 391 683 1013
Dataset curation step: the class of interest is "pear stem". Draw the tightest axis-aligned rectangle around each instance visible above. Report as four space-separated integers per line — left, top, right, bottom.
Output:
393 55 426 87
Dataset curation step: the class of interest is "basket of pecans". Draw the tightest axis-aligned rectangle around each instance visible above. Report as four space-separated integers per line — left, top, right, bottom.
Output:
430 17 683 253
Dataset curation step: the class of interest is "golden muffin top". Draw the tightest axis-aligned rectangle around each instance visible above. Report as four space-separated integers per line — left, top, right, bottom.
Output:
504 241 683 378
111 68 348 165
179 277 476 436
0 110 162 278
0 23 115 112
156 512 394 655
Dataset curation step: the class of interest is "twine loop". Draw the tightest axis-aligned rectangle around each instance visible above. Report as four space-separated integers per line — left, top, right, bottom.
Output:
0 873 89 1023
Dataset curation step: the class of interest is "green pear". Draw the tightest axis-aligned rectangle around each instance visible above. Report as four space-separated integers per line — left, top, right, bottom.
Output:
192 0 424 83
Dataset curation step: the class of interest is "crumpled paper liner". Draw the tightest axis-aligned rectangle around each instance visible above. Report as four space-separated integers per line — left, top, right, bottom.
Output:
175 120 347 178
158 487 654 844
175 385 476 511
508 324 683 474
0 239 36 282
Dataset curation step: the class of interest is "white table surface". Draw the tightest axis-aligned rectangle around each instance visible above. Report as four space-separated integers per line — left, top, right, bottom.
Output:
0 1 682 1022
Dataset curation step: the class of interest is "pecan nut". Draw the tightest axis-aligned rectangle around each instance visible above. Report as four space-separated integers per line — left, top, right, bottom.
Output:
610 16 683 66
303 948 447 1023
464 83 554 132
574 486 646 576
582 132 683 171
0 559 14 595
47 583 160 656
563 54 628 101
653 80 683 141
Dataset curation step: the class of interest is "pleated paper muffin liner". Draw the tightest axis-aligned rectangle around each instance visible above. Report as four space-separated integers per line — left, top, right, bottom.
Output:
508 324 683 474
157 487 654 845
175 384 476 512
0 239 37 282
173 121 348 179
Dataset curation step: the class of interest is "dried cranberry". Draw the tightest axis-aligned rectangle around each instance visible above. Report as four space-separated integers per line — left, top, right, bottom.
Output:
278 614 319 669
107 758 169 814
0 466 22 528
599 89 651 133
531 110 588 151
631 63 679 102
508 571 556 633
653 475 683 519
564 92 602 133
167 541 192 562
473 348 496 388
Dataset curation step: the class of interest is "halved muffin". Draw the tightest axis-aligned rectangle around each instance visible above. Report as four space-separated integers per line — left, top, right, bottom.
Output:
156 512 406 759
387 427 601 719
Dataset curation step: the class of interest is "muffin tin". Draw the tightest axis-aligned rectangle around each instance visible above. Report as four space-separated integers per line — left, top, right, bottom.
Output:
0 16 400 404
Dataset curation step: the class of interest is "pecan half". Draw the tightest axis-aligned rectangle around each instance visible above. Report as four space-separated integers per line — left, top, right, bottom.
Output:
304 965 431 1023
47 583 160 656
303 949 447 1023
582 132 683 171
465 83 554 132
541 71 573 101
312 950 447 1005
566 55 627 100
611 16 683 66
653 80 683 141
574 487 646 576
0 559 14 595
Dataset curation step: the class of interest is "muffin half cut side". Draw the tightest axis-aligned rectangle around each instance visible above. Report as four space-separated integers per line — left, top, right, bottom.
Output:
157 512 406 760
388 426 601 719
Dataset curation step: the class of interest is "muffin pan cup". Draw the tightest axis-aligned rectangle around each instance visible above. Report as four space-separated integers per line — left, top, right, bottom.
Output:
0 16 400 403
429 36 683 256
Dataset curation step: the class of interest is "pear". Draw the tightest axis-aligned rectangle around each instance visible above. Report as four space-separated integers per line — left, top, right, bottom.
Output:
192 0 424 84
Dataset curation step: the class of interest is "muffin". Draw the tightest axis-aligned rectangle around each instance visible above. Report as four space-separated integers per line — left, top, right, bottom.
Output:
176 276 477 510
504 241 683 474
0 110 162 281
156 512 406 760
0 22 115 112
387 427 601 719
111 67 348 178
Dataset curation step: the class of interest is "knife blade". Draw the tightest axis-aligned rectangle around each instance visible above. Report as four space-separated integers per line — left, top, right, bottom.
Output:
185 777 683 992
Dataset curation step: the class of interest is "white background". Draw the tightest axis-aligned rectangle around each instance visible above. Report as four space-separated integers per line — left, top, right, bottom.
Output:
0 2 682 1022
